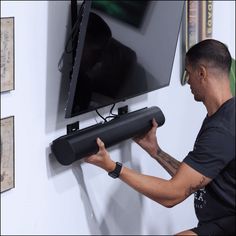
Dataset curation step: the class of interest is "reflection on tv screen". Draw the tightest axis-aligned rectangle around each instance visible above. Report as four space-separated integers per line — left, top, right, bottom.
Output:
92 0 150 28
65 1 184 118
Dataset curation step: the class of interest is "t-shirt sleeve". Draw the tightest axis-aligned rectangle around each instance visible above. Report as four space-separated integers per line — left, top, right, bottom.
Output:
183 127 235 179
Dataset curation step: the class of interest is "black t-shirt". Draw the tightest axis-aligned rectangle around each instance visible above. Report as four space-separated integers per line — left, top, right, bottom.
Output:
183 97 235 224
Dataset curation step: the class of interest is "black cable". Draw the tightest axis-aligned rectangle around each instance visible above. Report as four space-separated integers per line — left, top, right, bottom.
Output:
110 103 117 117
96 104 119 123
58 0 86 72
95 109 107 123
102 104 118 122
65 0 85 53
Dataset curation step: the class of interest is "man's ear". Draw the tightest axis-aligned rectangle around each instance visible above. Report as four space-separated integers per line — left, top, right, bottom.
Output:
198 65 207 81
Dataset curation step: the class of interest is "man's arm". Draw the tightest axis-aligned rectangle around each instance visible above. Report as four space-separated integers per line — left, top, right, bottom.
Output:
152 150 181 177
119 162 211 207
134 118 180 177
85 138 212 208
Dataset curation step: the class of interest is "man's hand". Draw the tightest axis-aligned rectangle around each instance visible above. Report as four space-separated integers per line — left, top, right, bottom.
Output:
133 118 161 157
84 138 115 172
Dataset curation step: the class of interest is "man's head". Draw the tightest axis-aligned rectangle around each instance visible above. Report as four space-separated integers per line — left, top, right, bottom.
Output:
185 39 232 102
186 39 232 74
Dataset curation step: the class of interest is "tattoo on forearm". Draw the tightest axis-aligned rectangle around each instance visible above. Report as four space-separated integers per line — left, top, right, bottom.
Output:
185 176 206 197
154 150 181 177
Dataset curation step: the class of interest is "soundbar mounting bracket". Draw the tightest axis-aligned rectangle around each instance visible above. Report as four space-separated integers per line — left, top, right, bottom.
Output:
67 121 80 134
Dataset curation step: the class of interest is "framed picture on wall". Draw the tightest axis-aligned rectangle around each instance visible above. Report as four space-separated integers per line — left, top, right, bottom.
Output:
1 116 15 193
1 17 15 93
181 1 213 85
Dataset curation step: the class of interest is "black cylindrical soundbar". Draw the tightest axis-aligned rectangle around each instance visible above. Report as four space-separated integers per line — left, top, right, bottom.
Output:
51 106 165 165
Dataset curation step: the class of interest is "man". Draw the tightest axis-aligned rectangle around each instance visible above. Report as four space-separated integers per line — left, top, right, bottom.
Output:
85 39 235 235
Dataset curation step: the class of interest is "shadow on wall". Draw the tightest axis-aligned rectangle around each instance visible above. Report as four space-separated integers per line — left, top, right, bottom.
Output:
46 140 144 234
72 141 144 235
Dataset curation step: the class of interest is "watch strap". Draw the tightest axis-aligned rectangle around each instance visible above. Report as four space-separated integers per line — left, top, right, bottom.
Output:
108 162 122 178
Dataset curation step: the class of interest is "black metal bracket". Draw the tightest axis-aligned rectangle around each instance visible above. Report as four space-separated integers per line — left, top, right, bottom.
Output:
67 121 80 134
118 105 129 115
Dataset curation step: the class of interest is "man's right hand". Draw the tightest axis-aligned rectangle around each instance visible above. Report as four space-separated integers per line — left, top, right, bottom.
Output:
133 118 161 157
84 138 116 172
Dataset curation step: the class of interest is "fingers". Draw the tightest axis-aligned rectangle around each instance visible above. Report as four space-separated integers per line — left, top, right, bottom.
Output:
133 118 158 143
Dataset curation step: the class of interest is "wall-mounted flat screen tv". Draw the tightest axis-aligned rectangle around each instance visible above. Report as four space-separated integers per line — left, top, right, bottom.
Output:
64 0 184 118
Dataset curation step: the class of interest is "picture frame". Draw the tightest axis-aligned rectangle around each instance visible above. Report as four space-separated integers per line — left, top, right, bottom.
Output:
1 17 15 93
180 2 188 86
1 116 15 193
181 1 213 85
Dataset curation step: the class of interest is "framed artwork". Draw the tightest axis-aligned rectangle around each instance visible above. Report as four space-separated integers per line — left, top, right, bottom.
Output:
181 1 213 85
1 17 15 92
1 116 15 193
230 58 235 95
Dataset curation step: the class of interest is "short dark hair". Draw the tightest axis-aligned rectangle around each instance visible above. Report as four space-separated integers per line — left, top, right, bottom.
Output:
186 39 232 74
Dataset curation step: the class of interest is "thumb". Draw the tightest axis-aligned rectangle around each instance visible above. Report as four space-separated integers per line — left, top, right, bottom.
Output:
152 118 158 128
97 137 105 150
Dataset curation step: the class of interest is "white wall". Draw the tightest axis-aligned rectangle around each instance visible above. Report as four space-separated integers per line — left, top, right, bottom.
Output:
1 1 235 235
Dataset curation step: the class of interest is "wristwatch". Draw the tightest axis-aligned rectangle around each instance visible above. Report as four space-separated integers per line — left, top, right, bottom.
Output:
108 162 123 178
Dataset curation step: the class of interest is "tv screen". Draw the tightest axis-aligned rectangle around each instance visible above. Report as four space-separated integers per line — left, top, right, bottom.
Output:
64 0 184 118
